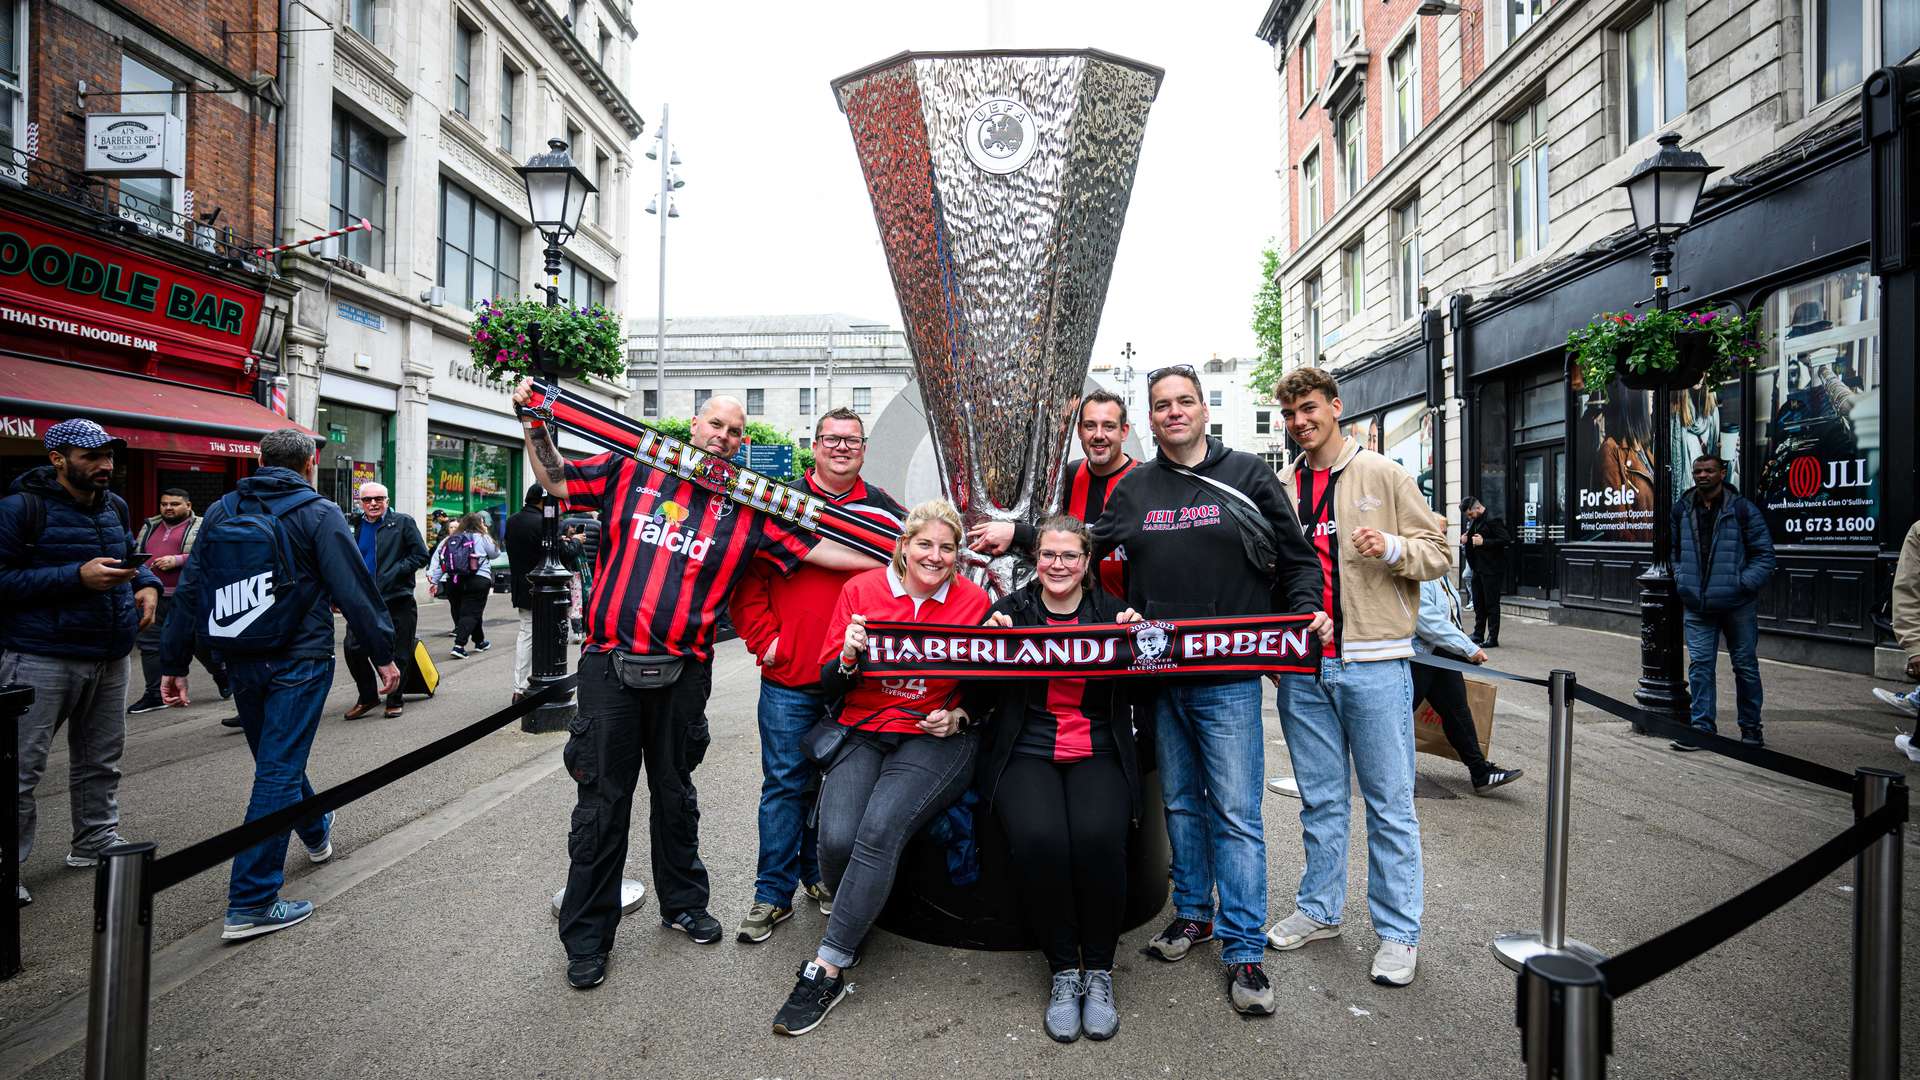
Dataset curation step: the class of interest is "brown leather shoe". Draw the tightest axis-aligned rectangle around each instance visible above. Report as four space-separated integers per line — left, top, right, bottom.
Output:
384 705 404 719
343 701 377 721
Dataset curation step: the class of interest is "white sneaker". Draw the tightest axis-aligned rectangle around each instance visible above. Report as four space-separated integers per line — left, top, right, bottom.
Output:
1895 731 1920 764
1872 688 1920 718
1371 941 1417 987
1266 776 1301 798
1266 909 1340 951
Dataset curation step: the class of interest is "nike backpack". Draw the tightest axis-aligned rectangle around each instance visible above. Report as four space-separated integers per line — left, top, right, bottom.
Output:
195 489 326 653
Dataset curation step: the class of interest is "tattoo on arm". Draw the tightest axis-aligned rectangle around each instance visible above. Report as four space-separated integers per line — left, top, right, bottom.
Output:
530 427 564 481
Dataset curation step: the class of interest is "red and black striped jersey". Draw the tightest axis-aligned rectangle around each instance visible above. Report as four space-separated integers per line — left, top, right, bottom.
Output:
564 452 817 660
1011 614 1118 762
1062 456 1136 599
1296 466 1341 658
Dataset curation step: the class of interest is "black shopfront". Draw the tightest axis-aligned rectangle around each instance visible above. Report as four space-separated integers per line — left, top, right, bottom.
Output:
1448 82 1918 672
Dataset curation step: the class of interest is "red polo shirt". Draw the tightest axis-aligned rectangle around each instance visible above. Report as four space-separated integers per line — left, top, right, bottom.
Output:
821 566 991 734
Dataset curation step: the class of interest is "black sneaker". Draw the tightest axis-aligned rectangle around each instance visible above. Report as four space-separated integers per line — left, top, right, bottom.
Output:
218 683 234 700
1473 766 1525 794
128 695 168 715
1669 737 1705 752
566 952 608 990
1740 730 1765 748
663 909 723 944
1227 962 1276 1016
772 961 848 1036
475 640 493 652
1144 916 1214 962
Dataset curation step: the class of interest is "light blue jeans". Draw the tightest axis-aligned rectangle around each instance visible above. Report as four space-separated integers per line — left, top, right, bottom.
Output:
1153 678 1267 965
1275 658 1423 947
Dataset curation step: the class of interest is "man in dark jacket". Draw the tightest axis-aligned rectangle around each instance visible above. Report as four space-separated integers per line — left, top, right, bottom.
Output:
343 481 429 719
504 484 547 701
1459 497 1509 647
130 488 230 713
1670 453 1774 748
161 429 398 940
1087 365 1329 1017
1 419 161 903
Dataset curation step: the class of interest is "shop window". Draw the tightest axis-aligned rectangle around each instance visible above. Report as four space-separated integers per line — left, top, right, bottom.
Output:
746 388 764 415
1 1 23 161
439 179 523 307
1381 401 1435 501
1342 415 1381 454
1507 99 1550 263
1622 1 1685 145
1388 35 1419 156
347 0 376 39
1394 196 1422 323
852 387 872 414
1516 370 1566 444
452 18 475 119
331 110 388 269
118 55 184 233
316 403 393 514
428 432 522 537
499 62 519 153
1749 261 1880 545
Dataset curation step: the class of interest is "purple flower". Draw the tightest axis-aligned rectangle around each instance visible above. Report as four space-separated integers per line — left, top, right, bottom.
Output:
516 334 527 345
495 350 508 363
476 330 491 341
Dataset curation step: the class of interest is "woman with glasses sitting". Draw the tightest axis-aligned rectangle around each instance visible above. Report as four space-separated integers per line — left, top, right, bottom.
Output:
977 513 1143 1044
772 499 991 1037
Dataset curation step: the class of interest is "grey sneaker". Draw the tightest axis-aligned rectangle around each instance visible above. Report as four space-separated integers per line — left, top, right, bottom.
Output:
1081 969 1118 1040
1227 962 1275 1016
1371 941 1417 987
1266 909 1341 951
1144 916 1214 962
804 880 834 916
736 901 792 943
1044 970 1084 1042
65 833 128 869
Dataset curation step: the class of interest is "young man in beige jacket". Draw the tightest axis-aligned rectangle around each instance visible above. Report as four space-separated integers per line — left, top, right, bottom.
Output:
1266 367 1450 988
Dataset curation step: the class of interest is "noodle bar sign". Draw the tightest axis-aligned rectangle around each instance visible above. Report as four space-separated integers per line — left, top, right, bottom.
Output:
0 207 263 367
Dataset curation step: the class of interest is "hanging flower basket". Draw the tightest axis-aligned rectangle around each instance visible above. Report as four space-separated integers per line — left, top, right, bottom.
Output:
1566 307 1766 392
467 297 627 385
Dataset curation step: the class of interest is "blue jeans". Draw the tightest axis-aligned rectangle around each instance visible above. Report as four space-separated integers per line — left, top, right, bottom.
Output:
754 681 827 907
225 657 333 914
1275 658 1423 947
1684 603 1763 734
1153 678 1267 965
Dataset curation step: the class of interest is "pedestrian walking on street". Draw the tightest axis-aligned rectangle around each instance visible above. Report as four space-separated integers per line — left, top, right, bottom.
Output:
505 485 548 702
431 512 498 659
976 515 1143 1044
1871 521 1920 753
1085 365 1328 1017
1412 577 1523 793
512 382 879 993
1670 453 1775 750
1 419 161 907
730 407 904 946
1459 496 1508 647
428 519 462 635
343 482 428 719
130 488 230 714
160 428 398 940
771 501 989 1037
1272 367 1450 990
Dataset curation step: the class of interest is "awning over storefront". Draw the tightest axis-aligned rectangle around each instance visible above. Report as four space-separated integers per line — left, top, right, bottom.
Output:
0 354 310 458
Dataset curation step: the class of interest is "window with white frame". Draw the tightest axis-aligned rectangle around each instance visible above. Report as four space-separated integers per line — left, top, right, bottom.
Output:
1209 389 1224 407
1622 1 1685 144
852 387 872 414
1507 99 1550 262
347 0 375 38
1298 31 1317 105
118 55 184 229
452 19 475 118
1511 0 1548 39
1304 275 1323 359
642 389 658 418
1337 103 1363 200
1388 36 1420 155
1343 240 1365 318
746 388 764 415
1256 410 1273 435
1813 2 1920 105
799 387 815 414
1300 149 1322 238
330 110 388 269
1394 197 1422 322
1334 0 1362 46
499 62 518 153
1 0 24 160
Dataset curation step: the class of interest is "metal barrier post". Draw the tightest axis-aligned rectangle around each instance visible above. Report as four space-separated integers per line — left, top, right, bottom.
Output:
1518 953 1610 1080
1495 670 1603 971
1851 768 1906 1080
84 842 157 1080
2 684 30 981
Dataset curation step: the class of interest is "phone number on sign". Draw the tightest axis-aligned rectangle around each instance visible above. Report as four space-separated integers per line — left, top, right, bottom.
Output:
1783 516 1875 535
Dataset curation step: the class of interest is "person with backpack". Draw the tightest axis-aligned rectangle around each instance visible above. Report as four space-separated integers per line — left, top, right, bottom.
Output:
159 428 398 940
429 511 499 659
1 419 161 907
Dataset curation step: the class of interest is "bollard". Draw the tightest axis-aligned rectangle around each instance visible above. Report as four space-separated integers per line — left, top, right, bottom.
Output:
1518 953 1611 1080
1494 670 1604 971
2 684 31 981
84 842 157 1080
1850 768 1906 1080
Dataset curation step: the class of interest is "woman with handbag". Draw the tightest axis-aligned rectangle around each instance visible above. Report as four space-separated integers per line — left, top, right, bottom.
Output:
771 500 990 1037
977 514 1142 1044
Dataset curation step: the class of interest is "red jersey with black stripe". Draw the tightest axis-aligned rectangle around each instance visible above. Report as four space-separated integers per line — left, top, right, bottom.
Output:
1296 466 1341 658
1061 456 1136 599
1011 614 1118 762
564 452 817 660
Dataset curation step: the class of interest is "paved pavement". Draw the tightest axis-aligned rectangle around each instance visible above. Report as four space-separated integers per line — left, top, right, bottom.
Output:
2 599 1915 1079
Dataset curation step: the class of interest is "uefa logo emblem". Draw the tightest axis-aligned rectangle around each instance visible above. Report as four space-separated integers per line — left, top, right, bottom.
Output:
963 97 1039 175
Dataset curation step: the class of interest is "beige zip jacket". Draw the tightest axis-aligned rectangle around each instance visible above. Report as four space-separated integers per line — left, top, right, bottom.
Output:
1280 436 1450 661
1893 520 1920 662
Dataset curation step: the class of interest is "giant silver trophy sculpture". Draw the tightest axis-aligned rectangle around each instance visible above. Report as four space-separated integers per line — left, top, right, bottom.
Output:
831 49 1167 948
833 49 1162 588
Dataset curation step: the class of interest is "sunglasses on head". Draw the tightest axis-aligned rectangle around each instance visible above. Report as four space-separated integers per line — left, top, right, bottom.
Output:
1147 364 1198 385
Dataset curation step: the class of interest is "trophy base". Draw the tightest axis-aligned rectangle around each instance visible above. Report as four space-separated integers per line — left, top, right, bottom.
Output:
551 879 646 920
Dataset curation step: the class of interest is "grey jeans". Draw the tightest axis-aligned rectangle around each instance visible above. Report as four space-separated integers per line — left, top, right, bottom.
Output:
814 729 976 969
6 650 130 863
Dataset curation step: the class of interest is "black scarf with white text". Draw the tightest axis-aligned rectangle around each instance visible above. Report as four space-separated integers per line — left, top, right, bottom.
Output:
858 613 1322 680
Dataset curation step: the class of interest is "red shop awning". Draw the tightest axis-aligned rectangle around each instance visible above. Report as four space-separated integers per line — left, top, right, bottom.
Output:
0 355 311 459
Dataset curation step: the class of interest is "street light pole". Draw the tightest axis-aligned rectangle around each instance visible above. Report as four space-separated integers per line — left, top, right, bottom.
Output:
647 104 682 420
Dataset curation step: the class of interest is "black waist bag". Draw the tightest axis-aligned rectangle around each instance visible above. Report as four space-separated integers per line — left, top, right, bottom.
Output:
610 651 684 690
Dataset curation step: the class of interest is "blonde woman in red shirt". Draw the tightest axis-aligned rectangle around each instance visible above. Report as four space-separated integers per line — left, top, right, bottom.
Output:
772 500 990 1036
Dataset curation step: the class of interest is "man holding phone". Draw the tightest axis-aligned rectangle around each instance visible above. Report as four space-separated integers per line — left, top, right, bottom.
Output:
0 419 161 905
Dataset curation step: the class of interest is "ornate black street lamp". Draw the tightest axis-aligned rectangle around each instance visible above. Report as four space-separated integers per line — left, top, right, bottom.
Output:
514 139 596 733
1616 132 1717 728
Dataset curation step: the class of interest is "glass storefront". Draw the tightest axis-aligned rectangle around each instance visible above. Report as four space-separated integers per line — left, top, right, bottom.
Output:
315 402 393 515
427 430 521 543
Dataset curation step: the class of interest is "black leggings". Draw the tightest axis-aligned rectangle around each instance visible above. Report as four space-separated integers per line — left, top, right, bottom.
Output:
993 754 1130 973
1412 663 1490 777
452 576 492 647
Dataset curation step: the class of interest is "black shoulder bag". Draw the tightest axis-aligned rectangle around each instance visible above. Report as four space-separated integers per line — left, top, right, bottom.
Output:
1166 465 1281 581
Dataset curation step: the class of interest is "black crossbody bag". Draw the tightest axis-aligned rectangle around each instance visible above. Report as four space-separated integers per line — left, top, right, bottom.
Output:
1167 465 1281 581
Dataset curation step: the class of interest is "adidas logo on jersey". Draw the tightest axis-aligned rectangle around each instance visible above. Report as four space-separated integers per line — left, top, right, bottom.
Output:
208 570 276 638
633 515 712 562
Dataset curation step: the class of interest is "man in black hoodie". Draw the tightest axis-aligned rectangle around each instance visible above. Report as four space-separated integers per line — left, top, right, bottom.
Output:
161 429 398 940
1088 365 1328 1017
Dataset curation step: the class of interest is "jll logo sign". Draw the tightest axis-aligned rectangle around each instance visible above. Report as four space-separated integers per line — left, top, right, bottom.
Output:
1786 456 1868 498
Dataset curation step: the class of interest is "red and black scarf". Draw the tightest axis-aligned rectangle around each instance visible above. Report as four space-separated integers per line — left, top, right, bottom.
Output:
858 613 1322 680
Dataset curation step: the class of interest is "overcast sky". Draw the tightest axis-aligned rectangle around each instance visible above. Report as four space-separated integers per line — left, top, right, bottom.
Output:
620 0 1282 373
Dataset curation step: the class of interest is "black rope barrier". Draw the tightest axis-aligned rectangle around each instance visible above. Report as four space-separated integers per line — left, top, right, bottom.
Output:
1596 797 1907 999
147 680 572 894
